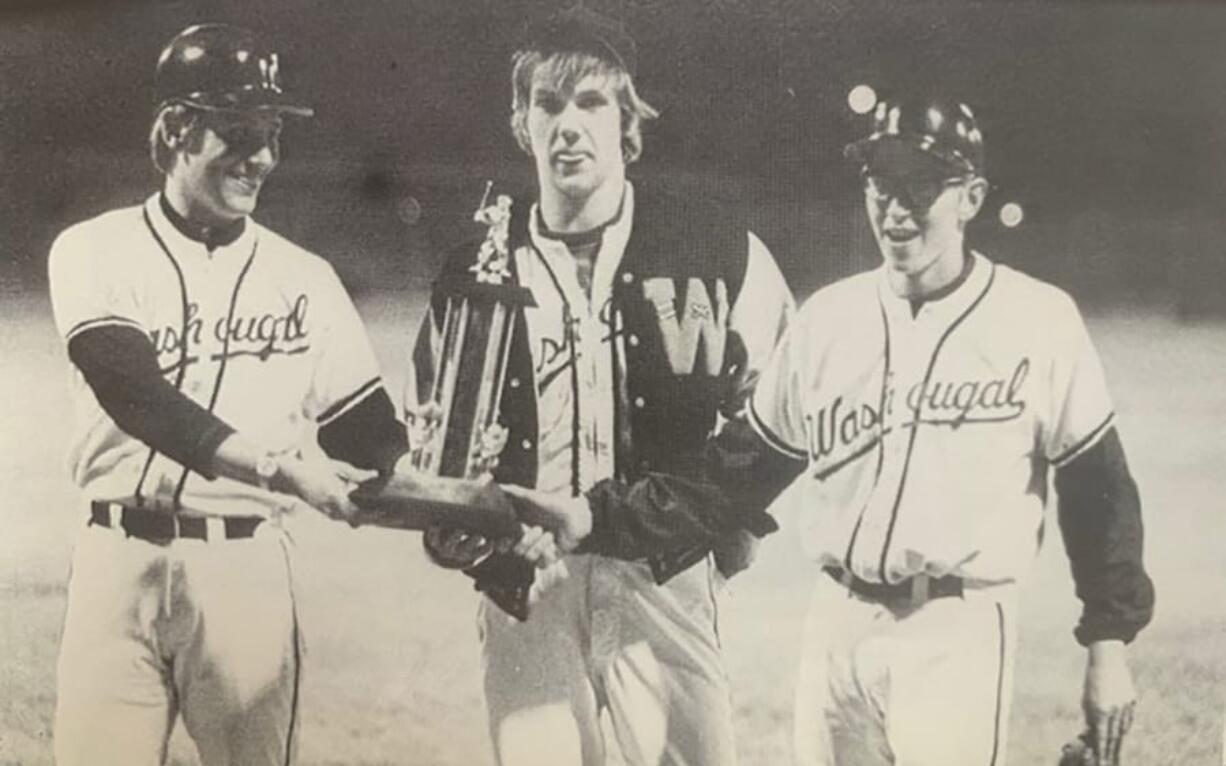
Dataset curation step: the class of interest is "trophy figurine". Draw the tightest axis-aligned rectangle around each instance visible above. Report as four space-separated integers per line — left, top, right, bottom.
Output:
349 183 535 540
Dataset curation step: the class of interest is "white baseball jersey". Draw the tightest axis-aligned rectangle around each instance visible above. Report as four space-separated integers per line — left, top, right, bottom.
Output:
49 193 385 517
749 251 1115 586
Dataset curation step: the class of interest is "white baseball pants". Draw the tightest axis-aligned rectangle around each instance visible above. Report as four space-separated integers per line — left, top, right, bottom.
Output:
793 574 1017 766
479 553 736 766
54 519 302 766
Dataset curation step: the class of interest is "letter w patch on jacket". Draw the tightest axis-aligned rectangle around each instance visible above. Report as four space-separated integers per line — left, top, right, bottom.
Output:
643 277 729 375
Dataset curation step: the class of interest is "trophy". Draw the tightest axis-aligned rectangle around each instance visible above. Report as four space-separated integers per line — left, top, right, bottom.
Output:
350 184 535 540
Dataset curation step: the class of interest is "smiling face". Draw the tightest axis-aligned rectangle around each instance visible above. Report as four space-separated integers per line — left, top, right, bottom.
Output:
866 173 965 273
165 108 284 227
863 161 987 295
525 70 625 203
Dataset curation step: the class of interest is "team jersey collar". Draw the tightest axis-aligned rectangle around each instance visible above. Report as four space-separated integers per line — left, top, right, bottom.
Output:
144 194 256 260
533 188 627 246
527 181 635 309
877 249 993 323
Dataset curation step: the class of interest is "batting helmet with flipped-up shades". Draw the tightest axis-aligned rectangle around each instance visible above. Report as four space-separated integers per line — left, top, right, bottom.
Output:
845 97 985 177
153 24 313 117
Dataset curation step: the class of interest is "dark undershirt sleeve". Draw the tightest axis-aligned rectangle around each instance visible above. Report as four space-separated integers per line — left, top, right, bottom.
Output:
67 325 234 479
578 417 803 560
1054 426 1155 645
317 386 408 473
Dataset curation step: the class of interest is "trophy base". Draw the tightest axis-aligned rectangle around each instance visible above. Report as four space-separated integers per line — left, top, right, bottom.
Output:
348 471 520 538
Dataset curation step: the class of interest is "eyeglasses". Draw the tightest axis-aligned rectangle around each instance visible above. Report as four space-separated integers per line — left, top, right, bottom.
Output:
203 113 284 154
863 173 971 212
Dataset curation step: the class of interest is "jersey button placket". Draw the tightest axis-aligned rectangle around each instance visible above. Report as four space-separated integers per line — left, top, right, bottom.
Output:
575 316 597 488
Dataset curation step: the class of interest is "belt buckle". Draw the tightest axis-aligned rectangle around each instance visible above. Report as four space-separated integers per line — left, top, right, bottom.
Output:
143 510 175 545
910 574 930 607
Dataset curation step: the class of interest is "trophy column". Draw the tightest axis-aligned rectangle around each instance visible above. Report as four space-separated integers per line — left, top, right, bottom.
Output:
413 278 534 479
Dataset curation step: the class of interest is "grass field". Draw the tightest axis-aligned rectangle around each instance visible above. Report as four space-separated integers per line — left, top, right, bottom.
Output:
1 289 1223 765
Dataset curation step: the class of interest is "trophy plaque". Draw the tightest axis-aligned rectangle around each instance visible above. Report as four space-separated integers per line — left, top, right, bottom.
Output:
350 186 534 539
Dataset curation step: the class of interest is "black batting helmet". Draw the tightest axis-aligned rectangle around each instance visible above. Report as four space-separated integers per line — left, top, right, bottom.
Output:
845 97 984 177
153 24 313 117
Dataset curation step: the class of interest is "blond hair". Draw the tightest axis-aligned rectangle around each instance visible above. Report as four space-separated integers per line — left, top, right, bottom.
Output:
509 49 658 164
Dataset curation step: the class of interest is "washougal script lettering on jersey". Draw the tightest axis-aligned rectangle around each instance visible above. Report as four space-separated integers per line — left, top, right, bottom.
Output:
150 294 312 373
805 357 1030 475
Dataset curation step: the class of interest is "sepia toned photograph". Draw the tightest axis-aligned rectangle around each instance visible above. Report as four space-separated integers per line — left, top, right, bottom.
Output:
1 0 1222 764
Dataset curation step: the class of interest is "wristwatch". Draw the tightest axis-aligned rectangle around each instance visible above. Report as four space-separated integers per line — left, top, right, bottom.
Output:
255 452 281 491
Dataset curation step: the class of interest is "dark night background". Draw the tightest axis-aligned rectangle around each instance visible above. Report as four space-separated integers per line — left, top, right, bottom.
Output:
1 0 1224 310
3 6 1226 763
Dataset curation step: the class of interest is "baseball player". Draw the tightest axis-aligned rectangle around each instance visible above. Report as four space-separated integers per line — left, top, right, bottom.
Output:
406 8 793 765
512 97 1156 766
47 24 407 766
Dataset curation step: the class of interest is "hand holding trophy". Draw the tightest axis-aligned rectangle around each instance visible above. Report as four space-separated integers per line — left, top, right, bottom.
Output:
348 184 540 618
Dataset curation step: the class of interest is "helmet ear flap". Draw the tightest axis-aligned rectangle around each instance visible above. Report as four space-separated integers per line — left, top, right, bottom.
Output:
159 104 192 145
149 104 198 173
957 176 989 223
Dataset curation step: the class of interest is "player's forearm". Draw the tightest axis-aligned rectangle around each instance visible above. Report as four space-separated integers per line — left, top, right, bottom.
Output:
577 418 798 559
1055 427 1156 645
68 325 235 478
209 432 277 489
207 434 338 498
579 475 743 559
1087 639 1129 663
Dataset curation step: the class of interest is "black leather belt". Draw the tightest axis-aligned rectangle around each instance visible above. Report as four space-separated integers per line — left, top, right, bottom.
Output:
824 565 963 604
90 502 263 542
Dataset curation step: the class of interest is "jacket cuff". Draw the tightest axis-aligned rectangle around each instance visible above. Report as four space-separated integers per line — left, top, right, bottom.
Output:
574 482 616 556
1073 619 1143 647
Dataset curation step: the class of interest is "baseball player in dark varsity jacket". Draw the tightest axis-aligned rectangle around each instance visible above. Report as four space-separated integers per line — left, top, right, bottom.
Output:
513 97 1155 766
405 8 793 765
47 25 407 766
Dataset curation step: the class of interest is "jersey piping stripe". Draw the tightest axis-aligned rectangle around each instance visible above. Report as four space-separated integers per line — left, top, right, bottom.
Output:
609 307 629 481
318 377 382 426
135 207 191 506
65 315 144 340
746 398 807 460
876 264 997 583
565 306 581 495
173 240 259 509
283 613 301 766
279 535 302 766
843 299 892 571
530 243 582 496
1051 411 1115 468
988 601 1007 766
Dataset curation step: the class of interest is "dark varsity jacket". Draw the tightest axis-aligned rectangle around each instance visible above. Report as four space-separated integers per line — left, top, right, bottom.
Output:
414 182 776 616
